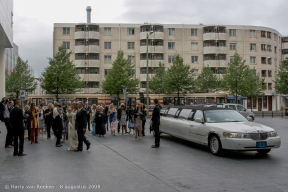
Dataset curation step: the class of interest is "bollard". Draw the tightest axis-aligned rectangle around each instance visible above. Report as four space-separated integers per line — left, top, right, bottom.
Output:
272 111 273 118
262 111 264 118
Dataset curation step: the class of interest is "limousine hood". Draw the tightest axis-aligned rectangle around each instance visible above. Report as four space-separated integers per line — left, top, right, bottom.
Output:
209 121 275 133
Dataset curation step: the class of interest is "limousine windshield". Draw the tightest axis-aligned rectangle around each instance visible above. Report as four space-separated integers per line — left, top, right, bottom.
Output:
204 110 248 123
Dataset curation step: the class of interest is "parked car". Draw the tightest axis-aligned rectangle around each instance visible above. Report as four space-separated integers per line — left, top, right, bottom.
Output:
216 103 255 121
159 106 281 155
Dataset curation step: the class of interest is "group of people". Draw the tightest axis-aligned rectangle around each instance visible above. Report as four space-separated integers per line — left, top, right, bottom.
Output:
0 97 161 157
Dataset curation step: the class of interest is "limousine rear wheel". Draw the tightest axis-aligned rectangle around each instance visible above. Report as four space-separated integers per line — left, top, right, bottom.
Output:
209 135 222 155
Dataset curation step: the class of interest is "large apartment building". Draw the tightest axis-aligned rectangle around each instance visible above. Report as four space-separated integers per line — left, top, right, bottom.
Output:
51 7 285 110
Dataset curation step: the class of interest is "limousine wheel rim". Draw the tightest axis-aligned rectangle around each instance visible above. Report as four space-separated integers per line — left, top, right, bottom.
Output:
210 136 219 154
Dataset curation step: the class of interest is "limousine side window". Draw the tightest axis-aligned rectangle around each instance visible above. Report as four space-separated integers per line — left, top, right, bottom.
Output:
178 109 192 119
166 108 179 117
192 110 204 121
228 105 236 110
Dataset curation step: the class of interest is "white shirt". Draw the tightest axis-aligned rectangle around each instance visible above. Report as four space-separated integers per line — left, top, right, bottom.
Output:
53 107 59 119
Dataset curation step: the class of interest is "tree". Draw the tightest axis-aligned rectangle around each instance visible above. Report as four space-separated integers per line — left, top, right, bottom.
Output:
221 52 251 103
6 57 36 99
164 54 196 105
41 46 84 101
102 50 139 106
196 66 219 93
245 68 265 111
149 62 166 94
274 57 288 94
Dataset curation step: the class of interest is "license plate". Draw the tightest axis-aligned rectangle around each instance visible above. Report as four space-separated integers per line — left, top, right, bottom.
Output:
256 142 267 148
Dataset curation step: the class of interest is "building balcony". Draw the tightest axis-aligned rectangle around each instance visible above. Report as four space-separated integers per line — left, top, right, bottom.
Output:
140 74 156 81
88 45 100 53
203 33 227 41
75 60 100 68
204 60 228 68
78 74 88 81
140 32 164 40
203 46 227 54
140 60 164 67
283 42 288 49
75 31 85 39
83 88 101 94
88 60 100 67
140 46 164 54
88 31 100 39
78 74 100 82
75 45 85 53
74 60 85 67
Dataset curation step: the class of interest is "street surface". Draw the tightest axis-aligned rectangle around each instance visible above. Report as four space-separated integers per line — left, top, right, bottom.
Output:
0 117 287 192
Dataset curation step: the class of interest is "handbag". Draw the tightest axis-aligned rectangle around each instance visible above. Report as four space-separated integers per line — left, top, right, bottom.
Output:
149 120 154 133
128 121 135 129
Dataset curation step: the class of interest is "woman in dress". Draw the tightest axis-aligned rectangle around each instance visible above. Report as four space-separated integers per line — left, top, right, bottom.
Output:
38 104 45 137
91 104 97 136
135 103 143 140
67 104 78 151
29 102 39 144
95 106 106 137
107 104 116 129
119 105 128 135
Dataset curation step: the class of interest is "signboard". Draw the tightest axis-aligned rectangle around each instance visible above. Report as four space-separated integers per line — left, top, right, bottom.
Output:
20 90 26 98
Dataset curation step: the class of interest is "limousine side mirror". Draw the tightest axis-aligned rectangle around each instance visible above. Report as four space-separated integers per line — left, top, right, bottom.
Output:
195 118 204 124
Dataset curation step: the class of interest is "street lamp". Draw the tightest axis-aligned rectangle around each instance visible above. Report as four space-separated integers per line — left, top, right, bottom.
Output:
146 30 154 107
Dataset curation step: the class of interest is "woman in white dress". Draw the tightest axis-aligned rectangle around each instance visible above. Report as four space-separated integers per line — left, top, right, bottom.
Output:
67 104 78 151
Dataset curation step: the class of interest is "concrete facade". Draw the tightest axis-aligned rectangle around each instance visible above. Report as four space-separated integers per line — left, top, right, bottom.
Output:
0 0 13 99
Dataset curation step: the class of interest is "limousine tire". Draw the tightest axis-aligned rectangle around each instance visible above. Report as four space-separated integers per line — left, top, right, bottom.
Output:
209 134 222 156
257 149 271 154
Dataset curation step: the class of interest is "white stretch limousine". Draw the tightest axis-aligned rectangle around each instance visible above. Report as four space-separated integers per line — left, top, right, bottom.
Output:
159 106 281 155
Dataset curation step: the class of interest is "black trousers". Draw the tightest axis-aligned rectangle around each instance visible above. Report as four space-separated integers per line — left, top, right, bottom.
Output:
46 123 52 138
4 118 13 147
13 130 24 155
118 123 120 133
55 130 62 146
154 124 160 146
87 116 91 130
142 120 146 135
77 130 90 151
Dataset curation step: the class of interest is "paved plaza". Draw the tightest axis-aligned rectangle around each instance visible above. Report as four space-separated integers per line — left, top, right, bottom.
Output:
0 117 288 192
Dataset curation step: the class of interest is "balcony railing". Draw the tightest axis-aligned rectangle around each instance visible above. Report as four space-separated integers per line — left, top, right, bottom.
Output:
75 31 85 39
75 45 85 53
140 46 164 54
140 60 164 67
203 33 227 41
283 42 288 49
78 74 100 82
82 88 100 94
204 60 228 68
140 32 164 40
88 31 100 39
74 60 100 68
203 46 227 54
88 45 100 53
139 74 156 81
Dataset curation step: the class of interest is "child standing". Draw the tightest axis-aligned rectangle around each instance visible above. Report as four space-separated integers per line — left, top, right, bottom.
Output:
110 118 118 136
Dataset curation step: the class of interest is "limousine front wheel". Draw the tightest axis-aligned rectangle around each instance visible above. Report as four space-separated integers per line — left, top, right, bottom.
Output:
209 135 222 155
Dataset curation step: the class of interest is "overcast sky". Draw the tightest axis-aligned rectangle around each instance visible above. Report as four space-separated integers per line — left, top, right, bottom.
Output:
13 0 288 76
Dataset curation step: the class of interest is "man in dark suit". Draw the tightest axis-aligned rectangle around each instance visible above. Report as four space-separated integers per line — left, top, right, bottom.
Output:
103 102 109 131
10 100 27 156
54 108 64 147
75 101 90 152
84 102 91 131
117 103 125 134
151 99 161 148
44 103 53 139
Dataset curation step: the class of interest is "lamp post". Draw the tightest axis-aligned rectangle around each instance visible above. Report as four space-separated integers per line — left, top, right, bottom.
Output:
146 31 154 107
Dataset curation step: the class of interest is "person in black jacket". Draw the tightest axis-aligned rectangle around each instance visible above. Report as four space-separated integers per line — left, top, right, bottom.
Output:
75 101 90 151
44 103 53 139
103 102 109 131
24 105 31 141
142 105 147 136
10 100 28 156
117 103 125 134
54 108 64 147
151 99 161 148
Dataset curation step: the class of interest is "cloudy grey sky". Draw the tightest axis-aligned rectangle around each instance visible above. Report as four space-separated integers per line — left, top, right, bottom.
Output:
13 0 288 76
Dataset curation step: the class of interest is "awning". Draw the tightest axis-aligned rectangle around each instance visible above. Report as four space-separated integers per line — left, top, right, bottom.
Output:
227 95 247 100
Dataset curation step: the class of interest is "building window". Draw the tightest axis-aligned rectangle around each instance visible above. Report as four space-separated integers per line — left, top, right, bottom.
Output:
230 43 236 50
168 55 175 63
268 58 272 64
274 33 277 41
268 83 272 90
229 29 236 36
191 29 197 36
249 30 256 37
104 69 109 76
63 27 70 35
274 46 277 53
127 42 135 49
261 31 266 37
89 68 99 74
261 44 266 51
191 42 198 50
268 70 272 77
261 57 266 64
267 45 272 51
88 82 99 88
191 56 198 63
230 56 234 63
168 28 175 36
104 55 112 63
127 28 135 35
62 42 70 49
250 43 256 51
261 70 266 77
250 56 256 64
267 32 271 38
168 42 175 50
104 27 111 35
76 68 85 74
104 42 111 49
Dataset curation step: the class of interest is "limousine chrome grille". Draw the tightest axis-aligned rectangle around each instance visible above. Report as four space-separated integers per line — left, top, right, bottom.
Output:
249 133 268 140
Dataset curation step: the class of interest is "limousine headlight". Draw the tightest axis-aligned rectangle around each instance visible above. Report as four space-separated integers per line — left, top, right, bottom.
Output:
223 132 250 138
267 131 278 137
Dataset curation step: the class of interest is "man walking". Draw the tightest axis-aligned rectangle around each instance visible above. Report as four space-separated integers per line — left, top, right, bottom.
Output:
10 100 27 156
75 101 90 152
151 99 161 148
0 98 13 148
44 103 53 139
84 102 91 131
